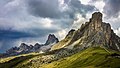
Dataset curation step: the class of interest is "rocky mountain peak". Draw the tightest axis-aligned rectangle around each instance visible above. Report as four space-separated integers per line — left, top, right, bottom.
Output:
19 43 30 51
4 34 59 57
51 12 120 51
90 12 102 22
19 43 28 47
45 34 59 45
33 43 42 50
19 43 29 48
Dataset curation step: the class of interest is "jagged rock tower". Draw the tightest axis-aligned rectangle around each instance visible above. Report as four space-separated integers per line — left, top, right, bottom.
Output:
51 12 120 51
45 34 59 45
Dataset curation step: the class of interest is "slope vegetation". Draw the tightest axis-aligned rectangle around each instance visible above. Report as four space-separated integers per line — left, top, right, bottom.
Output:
0 47 120 68
42 47 120 68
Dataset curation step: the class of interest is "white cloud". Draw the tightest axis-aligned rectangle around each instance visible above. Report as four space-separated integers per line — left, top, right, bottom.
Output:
72 13 86 29
5 0 21 7
115 28 120 37
59 0 64 5
104 16 120 29
55 29 68 40
40 18 53 28
80 0 90 5
92 1 105 12
89 0 105 12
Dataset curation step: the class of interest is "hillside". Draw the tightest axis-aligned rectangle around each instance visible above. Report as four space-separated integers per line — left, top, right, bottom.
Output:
0 47 120 68
42 47 120 68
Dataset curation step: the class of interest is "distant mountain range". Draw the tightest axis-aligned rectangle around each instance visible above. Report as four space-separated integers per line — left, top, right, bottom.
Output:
0 12 120 68
1 34 59 57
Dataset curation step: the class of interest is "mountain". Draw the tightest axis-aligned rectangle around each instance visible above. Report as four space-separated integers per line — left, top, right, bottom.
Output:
45 34 59 45
6 43 32 55
39 34 59 52
0 12 120 68
51 12 120 51
3 34 59 57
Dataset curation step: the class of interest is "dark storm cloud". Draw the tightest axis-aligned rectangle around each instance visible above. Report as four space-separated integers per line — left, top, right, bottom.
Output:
0 0 98 53
0 30 34 39
68 0 98 18
26 0 62 18
103 0 120 18
26 0 97 18
30 28 60 37
0 40 16 53
0 28 59 40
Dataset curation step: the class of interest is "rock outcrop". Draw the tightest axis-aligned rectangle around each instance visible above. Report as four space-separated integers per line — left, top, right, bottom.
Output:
40 34 59 52
51 12 120 51
45 34 59 45
51 29 76 50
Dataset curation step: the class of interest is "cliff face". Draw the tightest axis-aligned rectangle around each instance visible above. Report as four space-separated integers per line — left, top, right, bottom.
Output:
51 12 120 51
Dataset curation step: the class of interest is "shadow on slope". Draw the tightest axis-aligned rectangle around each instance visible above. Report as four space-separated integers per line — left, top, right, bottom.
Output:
0 54 39 68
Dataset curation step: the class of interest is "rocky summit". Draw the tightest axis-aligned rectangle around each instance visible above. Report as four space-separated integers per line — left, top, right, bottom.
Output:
51 12 120 51
45 34 59 45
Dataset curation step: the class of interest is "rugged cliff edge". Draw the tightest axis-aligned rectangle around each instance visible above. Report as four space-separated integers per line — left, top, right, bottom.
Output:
51 12 120 51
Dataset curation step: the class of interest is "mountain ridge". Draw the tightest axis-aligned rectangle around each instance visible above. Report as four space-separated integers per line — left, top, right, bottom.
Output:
1 34 59 57
51 12 120 51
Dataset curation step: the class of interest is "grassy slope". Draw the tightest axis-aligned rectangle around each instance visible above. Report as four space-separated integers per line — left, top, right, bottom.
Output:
0 47 120 68
42 47 120 68
0 53 40 68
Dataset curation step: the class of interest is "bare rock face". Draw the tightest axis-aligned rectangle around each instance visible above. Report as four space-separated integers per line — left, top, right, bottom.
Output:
19 43 30 51
52 12 120 51
45 34 59 45
51 29 76 50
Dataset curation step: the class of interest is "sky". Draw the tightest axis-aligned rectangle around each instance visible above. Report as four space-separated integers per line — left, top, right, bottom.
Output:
0 0 120 53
